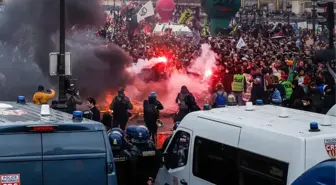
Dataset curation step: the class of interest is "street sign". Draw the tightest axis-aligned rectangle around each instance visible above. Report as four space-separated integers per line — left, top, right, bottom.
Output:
49 52 71 76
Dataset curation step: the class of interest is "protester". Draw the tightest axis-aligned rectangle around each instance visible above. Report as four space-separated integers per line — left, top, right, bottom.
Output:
211 83 227 108
250 78 265 104
87 97 101 122
175 85 191 121
32 85 56 105
232 68 246 106
267 84 282 105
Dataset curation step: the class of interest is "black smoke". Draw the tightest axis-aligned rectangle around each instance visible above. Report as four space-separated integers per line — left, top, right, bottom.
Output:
0 0 132 101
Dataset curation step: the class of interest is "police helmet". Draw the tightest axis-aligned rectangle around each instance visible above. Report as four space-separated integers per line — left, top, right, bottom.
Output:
138 125 149 133
149 92 157 98
111 127 125 137
134 126 149 141
126 125 138 139
108 132 123 150
173 121 180 130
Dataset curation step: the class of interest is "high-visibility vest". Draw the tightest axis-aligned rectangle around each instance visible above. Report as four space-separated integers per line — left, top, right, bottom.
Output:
232 74 244 92
280 81 293 100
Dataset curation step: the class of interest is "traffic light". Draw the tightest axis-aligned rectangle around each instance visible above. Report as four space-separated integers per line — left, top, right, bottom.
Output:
317 1 334 49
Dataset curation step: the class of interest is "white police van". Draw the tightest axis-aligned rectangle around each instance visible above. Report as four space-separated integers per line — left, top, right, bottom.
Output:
155 105 336 185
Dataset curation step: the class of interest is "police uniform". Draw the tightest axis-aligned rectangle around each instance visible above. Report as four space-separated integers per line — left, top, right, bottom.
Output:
132 126 161 185
108 130 139 185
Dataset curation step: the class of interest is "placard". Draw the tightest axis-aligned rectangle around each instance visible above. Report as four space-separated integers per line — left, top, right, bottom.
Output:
0 174 20 185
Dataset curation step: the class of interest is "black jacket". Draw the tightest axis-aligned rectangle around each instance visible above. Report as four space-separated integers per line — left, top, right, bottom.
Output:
289 86 305 105
90 106 101 122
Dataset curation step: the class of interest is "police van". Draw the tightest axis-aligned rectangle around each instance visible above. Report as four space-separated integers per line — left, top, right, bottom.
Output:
156 104 336 185
0 98 118 185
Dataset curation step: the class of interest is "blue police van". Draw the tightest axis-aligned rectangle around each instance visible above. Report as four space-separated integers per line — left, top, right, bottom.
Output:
0 99 118 185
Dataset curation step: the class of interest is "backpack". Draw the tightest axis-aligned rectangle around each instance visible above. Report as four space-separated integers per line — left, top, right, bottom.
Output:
144 100 158 115
184 94 200 111
215 92 227 107
113 96 129 115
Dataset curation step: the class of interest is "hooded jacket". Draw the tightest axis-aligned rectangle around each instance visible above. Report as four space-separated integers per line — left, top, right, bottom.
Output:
32 90 56 105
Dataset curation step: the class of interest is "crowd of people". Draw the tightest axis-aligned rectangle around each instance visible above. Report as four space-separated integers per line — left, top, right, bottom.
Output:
28 4 335 184
33 3 336 144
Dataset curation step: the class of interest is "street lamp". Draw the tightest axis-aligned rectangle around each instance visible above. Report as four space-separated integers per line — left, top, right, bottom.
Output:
311 0 317 42
239 8 243 23
286 3 291 25
245 9 248 24
57 0 67 109
253 8 257 24
306 14 310 29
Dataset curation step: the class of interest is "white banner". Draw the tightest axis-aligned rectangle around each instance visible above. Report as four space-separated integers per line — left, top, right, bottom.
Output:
137 1 154 23
236 37 246 49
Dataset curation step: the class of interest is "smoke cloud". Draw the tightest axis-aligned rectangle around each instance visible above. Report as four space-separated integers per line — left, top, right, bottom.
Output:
125 44 217 112
0 0 217 114
0 0 132 101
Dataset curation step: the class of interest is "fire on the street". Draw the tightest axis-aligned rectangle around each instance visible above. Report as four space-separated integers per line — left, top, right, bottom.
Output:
99 92 144 119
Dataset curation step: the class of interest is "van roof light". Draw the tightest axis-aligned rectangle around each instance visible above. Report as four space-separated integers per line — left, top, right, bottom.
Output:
309 122 320 132
279 107 289 118
40 104 51 116
73 111 83 121
256 99 263 105
245 102 254 111
321 115 332 126
17 96 26 104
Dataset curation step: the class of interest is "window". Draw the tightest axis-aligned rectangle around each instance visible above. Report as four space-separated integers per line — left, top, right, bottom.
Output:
192 136 239 185
166 130 190 169
0 134 41 157
238 150 289 185
42 131 106 155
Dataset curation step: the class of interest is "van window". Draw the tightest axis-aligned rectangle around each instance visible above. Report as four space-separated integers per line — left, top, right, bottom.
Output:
166 130 190 169
192 136 239 184
238 150 289 185
42 131 106 155
0 133 41 157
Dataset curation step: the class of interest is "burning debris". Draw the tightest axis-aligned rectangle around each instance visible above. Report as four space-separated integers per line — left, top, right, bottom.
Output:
98 91 177 120
98 92 144 120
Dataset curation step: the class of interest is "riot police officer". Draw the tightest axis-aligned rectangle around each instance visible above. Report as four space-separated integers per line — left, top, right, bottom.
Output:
108 127 125 138
125 125 138 141
132 126 161 185
108 129 139 185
